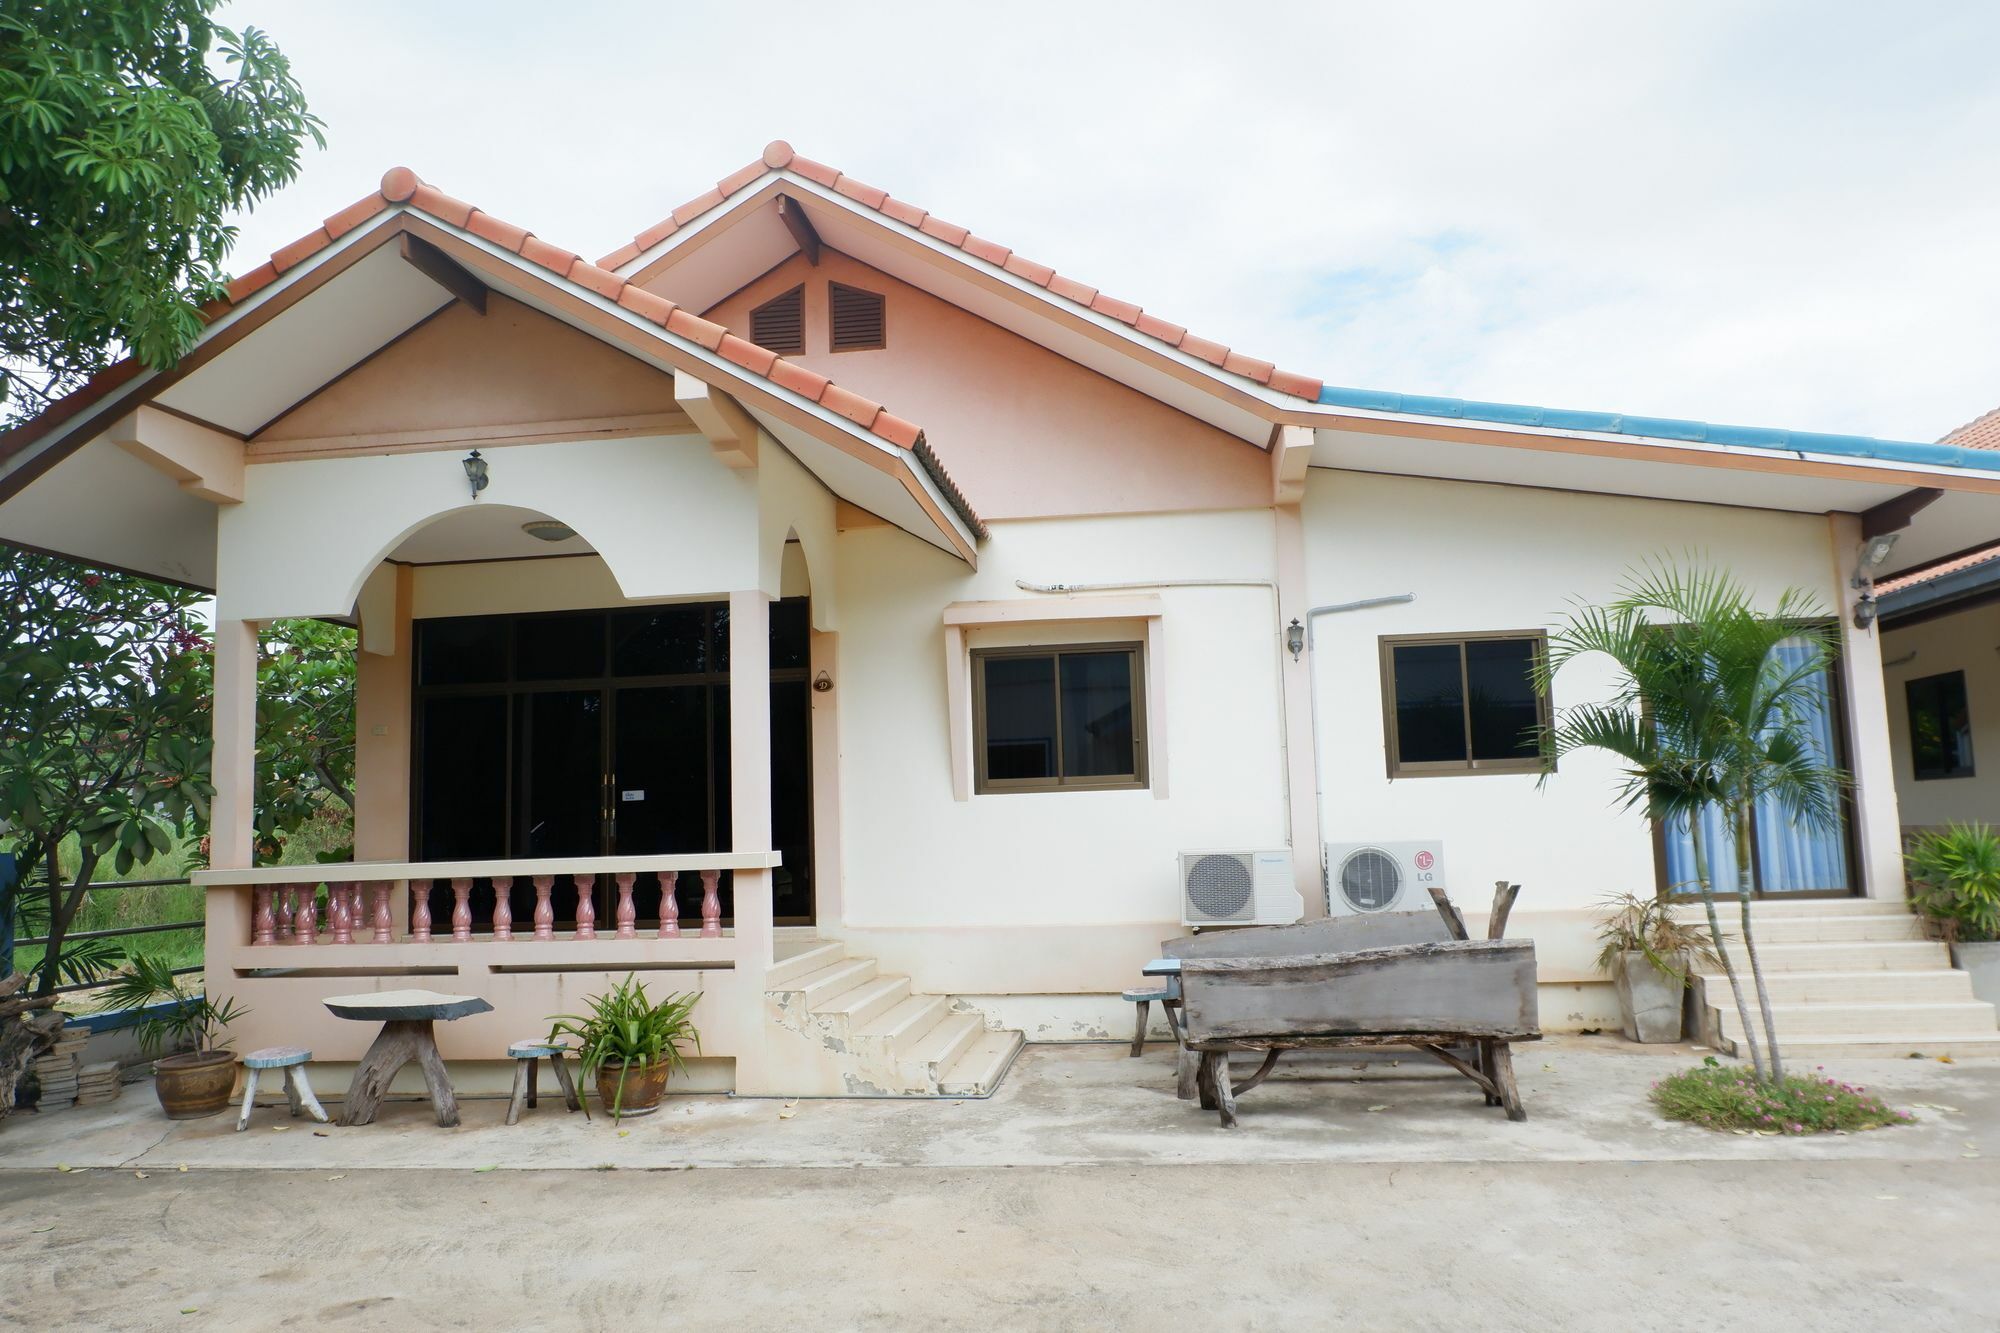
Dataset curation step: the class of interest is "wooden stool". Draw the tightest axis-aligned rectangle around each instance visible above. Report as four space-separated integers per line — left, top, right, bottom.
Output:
1122 985 1172 1057
237 1047 329 1131
506 1040 584 1124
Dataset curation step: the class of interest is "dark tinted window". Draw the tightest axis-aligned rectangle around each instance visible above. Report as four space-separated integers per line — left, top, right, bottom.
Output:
612 606 710 677
1386 635 1546 775
417 618 508 686
982 655 1057 781
1060 652 1136 778
1391 642 1467 764
514 614 604 681
1907 671 1975 780
771 598 810 670
975 646 1144 791
1466 637 1542 760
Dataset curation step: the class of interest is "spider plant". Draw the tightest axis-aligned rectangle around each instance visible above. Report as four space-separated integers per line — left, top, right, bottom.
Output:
93 949 248 1057
546 974 701 1119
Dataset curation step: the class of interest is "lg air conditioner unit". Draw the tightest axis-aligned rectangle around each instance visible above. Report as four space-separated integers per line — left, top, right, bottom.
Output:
1323 841 1445 917
1179 850 1300 927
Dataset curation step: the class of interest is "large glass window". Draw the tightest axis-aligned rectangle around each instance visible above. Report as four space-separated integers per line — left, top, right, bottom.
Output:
1380 633 1548 776
972 645 1144 792
1906 670 1975 780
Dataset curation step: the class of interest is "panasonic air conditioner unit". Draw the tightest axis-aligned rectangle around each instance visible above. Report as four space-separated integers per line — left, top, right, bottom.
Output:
1179 849 1300 927
1323 841 1445 917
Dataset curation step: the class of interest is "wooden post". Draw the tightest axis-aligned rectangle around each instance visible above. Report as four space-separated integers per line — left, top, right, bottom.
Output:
573 874 597 940
450 878 473 942
699 869 722 938
410 880 433 943
491 877 514 941
658 873 680 938
371 883 393 943
614 873 637 938
251 886 275 945
533 875 555 940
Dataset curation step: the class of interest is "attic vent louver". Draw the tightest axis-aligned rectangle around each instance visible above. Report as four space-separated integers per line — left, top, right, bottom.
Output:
829 282 886 352
749 284 805 355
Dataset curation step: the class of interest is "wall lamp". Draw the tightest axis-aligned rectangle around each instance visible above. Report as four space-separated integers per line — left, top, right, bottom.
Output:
1852 532 1898 586
1286 618 1305 662
462 449 489 500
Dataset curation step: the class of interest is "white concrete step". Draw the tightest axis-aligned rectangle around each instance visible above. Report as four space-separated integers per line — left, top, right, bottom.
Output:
938 1028 1024 1096
1717 915 1926 944
1711 1001 1998 1039
786 959 879 1008
814 974 911 1028
1691 940 1952 974
766 941 845 988
1698 970 1980 1005
1711 1032 2000 1061
856 994 952 1056
898 1012 986 1091
1672 897 1909 919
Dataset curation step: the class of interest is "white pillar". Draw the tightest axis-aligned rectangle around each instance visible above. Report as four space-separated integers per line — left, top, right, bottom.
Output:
729 590 774 960
1274 506 1324 917
210 618 259 870
1829 513 1907 900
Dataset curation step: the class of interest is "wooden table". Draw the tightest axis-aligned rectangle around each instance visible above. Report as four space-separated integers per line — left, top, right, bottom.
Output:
324 990 493 1127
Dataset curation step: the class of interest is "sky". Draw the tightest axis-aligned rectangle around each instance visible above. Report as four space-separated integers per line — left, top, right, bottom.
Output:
219 1 2000 444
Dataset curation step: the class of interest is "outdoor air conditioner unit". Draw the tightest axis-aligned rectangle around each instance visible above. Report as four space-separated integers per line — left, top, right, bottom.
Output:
1323 841 1445 917
1179 849 1300 927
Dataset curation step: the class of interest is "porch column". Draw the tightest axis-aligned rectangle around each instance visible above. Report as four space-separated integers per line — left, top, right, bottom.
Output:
1274 504 1324 918
1829 513 1907 900
210 618 259 870
730 590 775 963
353 563 413 863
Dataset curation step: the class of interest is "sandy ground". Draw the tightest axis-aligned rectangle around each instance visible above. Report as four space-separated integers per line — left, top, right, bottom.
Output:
3 1038 1997 1329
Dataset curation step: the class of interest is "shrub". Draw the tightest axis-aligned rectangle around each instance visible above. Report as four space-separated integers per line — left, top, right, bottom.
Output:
1652 1059 1911 1134
1593 891 1720 984
1907 823 2000 943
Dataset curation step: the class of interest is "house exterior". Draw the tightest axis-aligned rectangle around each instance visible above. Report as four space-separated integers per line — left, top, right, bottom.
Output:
1879 406 2000 836
6 142 2000 1094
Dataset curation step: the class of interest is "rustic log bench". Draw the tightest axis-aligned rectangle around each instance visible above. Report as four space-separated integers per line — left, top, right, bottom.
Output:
1172 884 1540 1127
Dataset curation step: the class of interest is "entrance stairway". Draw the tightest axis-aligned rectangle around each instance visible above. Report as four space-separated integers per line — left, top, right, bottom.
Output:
765 941 1024 1096
1679 898 2000 1060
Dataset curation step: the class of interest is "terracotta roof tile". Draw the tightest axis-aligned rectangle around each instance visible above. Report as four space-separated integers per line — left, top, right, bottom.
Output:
408 184 473 229
818 382 883 429
323 194 388 241
1941 406 2000 452
565 259 624 301
615 284 676 324
269 228 331 274
518 235 579 274
767 357 831 401
871 411 922 449
717 332 778 377
225 261 279 303
379 166 420 203
598 141 1325 400
466 209 531 253
1876 545 2000 595
665 307 725 351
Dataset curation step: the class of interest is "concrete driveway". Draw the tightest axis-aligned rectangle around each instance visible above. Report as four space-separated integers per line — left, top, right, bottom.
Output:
3 1039 1997 1329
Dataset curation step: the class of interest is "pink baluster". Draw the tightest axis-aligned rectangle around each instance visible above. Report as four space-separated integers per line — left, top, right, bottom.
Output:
276 885 295 939
347 883 366 940
329 883 354 945
658 873 680 938
451 878 474 942
615 873 637 939
573 874 597 940
371 882 393 943
700 869 722 938
411 880 433 943
295 887 319 945
533 876 555 941
491 877 514 941
252 886 275 945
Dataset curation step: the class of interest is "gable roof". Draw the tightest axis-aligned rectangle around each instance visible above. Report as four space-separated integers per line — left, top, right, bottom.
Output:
0 167 985 548
1941 405 2000 452
601 140 1325 403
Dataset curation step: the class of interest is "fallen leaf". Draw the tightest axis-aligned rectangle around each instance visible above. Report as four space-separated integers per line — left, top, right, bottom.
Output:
617 1130 630 1138
1542 1065 1554 1072
1939 1056 1956 1065
953 1100 965 1106
1366 1105 1389 1113
269 1125 289 1133
31 1225 53 1233
1964 1152 1981 1159
777 1100 799 1120
1875 1195 1898 1201
473 1164 498 1173
181 1308 198 1316
133 1171 148 1180
176 1164 188 1173
327 1175 345 1181
55 1164 72 1173
312 1130 329 1138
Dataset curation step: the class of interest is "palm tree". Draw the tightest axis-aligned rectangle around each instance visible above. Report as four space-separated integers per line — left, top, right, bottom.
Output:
1536 561 1848 1086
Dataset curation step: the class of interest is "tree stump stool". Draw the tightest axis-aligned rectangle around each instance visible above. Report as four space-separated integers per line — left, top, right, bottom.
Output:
236 1047 329 1131
506 1039 585 1124
324 990 494 1128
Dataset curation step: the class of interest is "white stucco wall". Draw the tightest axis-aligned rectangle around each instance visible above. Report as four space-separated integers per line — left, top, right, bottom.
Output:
1882 601 2000 829
1300 469 1847 992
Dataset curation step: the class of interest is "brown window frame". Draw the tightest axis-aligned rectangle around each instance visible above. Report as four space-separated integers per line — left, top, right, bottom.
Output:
971 642 1148 794
827 281 887 352
1906 669 1976 781
1378 630 1551 778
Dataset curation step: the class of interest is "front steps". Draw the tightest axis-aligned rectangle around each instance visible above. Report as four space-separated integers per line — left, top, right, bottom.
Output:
1677 898 2000 1060
766 941 1023 1096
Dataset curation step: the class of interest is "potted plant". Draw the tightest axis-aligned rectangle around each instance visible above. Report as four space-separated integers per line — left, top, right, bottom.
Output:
1593 892 1719 1043
95 951 249 1119
547 974 700 1120
1907 823 2000 1009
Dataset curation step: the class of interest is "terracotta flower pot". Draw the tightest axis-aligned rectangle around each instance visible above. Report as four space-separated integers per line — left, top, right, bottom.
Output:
153 1049 237 1119
594 1058 669 1117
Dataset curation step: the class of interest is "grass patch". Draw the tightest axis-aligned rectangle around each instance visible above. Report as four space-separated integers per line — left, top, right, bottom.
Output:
1652 1059 1912 1135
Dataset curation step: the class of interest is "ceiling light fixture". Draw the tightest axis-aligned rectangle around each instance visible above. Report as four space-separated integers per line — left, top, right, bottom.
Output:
521 520 576 543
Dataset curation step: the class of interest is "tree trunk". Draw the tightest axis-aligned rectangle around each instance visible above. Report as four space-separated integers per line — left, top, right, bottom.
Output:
1735 809 1784 1084
35 844 101 997
1693 817 1764 1082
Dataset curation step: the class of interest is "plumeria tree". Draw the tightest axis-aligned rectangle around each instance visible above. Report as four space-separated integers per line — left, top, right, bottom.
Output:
1537 562 1848 1086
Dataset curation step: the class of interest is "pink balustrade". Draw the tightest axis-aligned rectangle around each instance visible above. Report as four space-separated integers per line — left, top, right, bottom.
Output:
659 874 681 938
615 873 637 939
492 877 514 941
411 880 433 942
700 869 722 938
451 878 474 942
573 874 597 940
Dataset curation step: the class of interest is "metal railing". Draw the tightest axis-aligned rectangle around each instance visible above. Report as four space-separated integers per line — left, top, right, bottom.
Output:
7 874 204 996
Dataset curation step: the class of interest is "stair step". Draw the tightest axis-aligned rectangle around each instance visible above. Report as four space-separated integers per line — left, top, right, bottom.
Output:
1710 1031 2000 1060
1696 971 1977 1005
1671 897 1909 919
939 1029 1025 1096
1709 1001 1998 1039
787 959 879 1007
1691 940 1951 974
900 1012 986 1085
766 941 846 988
814 974 912 1027
1710 916 1925 944
856 994 951 1055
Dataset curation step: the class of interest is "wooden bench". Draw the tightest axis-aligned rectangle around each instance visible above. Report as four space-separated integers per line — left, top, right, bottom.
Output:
1174 884 1540 1127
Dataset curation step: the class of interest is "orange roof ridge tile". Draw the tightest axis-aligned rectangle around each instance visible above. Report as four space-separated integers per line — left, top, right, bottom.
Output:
3 164 986 541
601 141 1324 402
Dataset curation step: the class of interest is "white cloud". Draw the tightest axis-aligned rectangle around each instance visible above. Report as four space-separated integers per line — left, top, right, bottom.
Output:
227 0 2000 441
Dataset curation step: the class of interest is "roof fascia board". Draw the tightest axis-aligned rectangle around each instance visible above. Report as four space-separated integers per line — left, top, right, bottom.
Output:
1298 406 2000 497
404 216 978 562
625 172 1298 436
